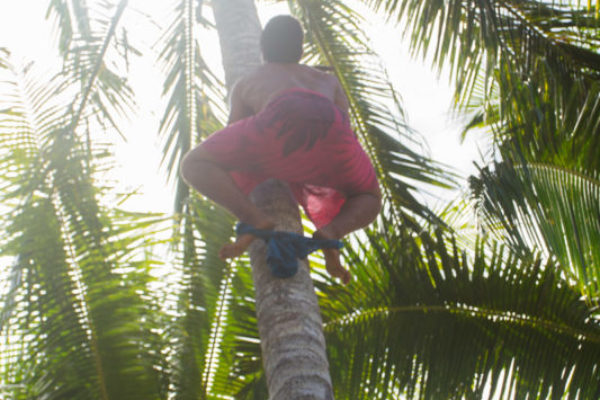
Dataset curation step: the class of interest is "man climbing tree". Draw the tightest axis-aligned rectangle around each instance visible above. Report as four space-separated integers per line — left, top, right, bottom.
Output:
181 15 381 284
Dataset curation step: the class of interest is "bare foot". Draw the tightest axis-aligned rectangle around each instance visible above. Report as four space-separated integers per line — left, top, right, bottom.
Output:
219 218 275 260
314 229 351 285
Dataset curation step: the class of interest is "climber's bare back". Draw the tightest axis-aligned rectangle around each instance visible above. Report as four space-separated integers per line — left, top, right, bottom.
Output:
228 63 349 124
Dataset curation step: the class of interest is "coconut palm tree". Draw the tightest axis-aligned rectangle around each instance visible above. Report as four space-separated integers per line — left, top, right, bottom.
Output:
211 2 335 398
0 2 166 399
385 0 600 299
158 0 447 398
199 0 600 398
1 0 600 399
210 0 600 397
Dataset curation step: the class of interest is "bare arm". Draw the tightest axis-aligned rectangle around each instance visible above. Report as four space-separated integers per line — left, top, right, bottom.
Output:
228 80 254 124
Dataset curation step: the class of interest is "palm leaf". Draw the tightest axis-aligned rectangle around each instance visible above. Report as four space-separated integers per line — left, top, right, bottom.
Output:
362 0 600 173
47 0 136 138
155 0 226 212
1 196 106 399
318 224 600 399
152 2 242 398
363 0 600 95
214 214 600 398
0 47 9 68
0 46 166 400
164 196 236 400
493 73 600 172
201 256 265 399
471 161 600 299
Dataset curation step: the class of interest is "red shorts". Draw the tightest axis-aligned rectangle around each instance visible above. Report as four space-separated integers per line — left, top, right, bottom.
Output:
201 87 379 228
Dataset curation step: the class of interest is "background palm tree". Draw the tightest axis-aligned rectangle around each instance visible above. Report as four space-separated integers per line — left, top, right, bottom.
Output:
0 2 166 398
0 0 599 399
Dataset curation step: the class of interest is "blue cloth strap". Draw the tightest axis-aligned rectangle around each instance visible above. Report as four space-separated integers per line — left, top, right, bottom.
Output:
236 222 343 278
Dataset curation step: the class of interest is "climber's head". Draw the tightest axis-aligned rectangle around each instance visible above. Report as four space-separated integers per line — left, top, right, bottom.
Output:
260 15 304 64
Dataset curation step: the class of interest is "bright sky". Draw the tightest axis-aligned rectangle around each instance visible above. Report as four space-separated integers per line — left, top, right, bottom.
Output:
0 0 485 214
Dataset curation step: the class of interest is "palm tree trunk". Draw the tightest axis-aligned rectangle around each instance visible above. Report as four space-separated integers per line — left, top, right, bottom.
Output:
212 1 334 398
248 180 334 399
211 0 262 89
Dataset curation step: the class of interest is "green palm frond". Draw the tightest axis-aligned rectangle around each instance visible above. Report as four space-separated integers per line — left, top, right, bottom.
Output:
363 1 600 171
0 62 67 200
493 73 600 172
46 0 82 55
2 196 106 400
156 0 226 212
471 161 600 298
454 60 500 145
318 226 600 399
48 0 136 139
363 0 600 89
203 257 266 399
426 192 483 257
290 0 456 229
214 217 600 398
1 199 168 399
162 204 240 400
165 197 236 400
152 2 243 398
0 46 166 400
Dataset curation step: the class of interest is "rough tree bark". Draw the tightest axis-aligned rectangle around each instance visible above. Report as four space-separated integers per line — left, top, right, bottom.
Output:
211 1 335 398
248 180 334 399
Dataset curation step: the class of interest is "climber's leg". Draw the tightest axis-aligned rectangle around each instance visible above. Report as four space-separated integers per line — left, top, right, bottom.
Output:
314 188 381 284
180 147 275 259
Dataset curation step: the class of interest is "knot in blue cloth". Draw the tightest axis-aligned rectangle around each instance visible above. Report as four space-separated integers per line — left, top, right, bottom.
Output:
236 222 343 278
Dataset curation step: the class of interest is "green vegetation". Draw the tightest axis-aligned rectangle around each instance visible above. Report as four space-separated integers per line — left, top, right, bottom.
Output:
1 0 599 398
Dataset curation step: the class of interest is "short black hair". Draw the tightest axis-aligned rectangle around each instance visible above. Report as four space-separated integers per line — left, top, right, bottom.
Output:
260 15 304 63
